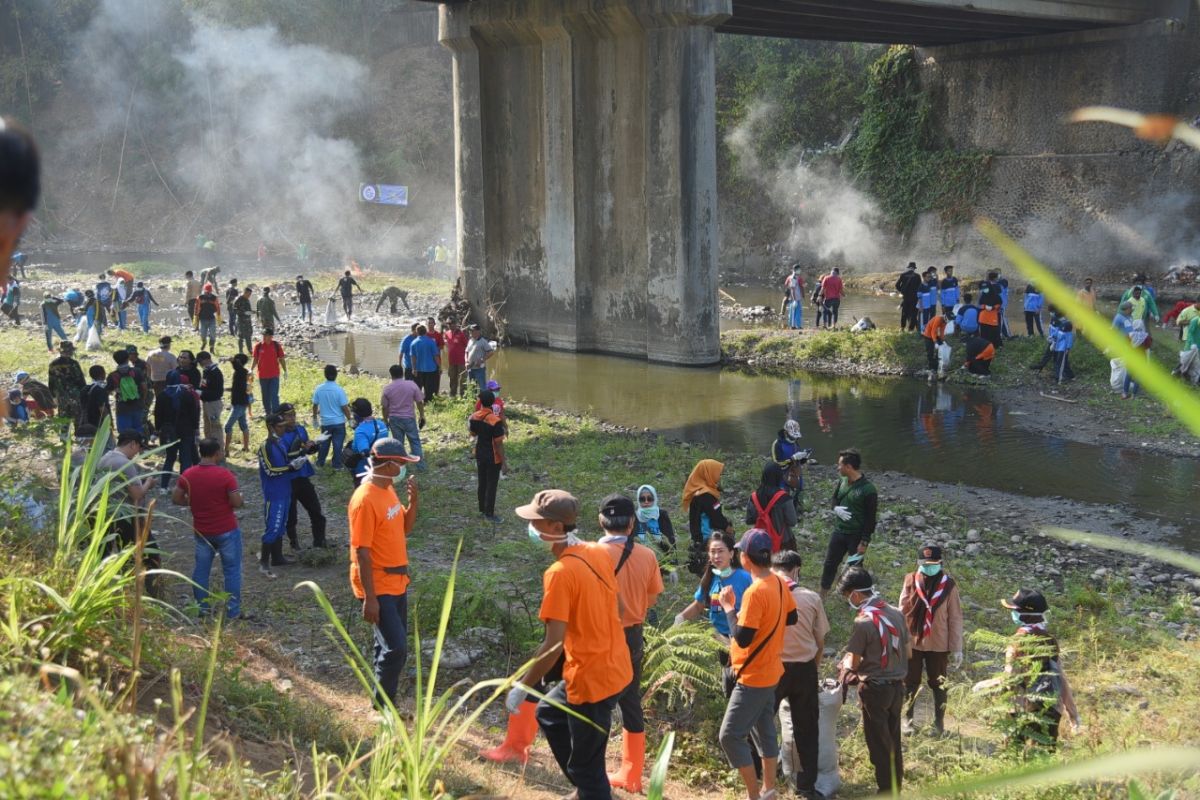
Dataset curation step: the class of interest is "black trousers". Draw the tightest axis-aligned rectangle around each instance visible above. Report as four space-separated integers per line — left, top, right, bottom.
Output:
981 323 1002 349
416 371 439 400
1032 345 1053 372
860 680 905 794
537 681 619 800
905 649 949 723
820 530 861 590
476 458 500 516
900 300 919 331
775 659 819 794
924 337 938 372
614 625 645 734
1052 351 1074 382
823 298 840 326
286 476 327 547
1024 311 1044 337
109 516 161 597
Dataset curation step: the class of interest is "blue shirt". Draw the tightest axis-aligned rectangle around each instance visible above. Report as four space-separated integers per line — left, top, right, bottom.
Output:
1112 314 1134 335
955 305 979 333
351 418 390 476
311 381 349 426
1050 327 1074 352
939 278 959 307
281 427 316 479
410 336 439 373
694 569 753 636
399 334 417 370
1023 293 1043 313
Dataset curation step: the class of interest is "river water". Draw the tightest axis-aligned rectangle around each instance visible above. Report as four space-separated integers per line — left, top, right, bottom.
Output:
307 331 1200 542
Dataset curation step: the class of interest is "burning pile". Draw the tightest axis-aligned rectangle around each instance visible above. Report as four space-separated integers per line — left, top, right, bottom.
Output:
1164 265 1199 285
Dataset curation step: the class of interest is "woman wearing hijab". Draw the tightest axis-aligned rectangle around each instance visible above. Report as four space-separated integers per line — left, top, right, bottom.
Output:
682 459 733 575
634 484 677 573
745 462 797 552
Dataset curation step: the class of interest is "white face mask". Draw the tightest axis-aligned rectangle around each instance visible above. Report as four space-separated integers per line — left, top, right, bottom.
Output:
363 459 406 484
528 522 580 547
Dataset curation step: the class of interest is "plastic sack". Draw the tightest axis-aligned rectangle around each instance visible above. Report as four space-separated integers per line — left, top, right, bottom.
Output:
1109 358 1126 393
937 342 952 376
815 680 843 797
324 298 338 325
73 316 88 343
944 320 956 336
85 325 102 351
1180 347 1200 385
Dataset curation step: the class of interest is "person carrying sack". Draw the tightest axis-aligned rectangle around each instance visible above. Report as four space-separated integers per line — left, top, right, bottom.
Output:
718 529 797 800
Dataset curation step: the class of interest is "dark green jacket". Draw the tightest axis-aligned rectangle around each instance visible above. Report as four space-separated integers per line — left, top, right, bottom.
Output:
831 474 878 541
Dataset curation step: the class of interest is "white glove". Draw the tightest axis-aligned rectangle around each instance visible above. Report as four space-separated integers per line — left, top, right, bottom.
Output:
672 613 687 628
505 685 528 714
833 505 853 521
289 456 307 470
951 651 963 670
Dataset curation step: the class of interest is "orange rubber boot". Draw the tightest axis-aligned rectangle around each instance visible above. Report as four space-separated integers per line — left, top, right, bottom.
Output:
607 730 646 793
480 701 539 764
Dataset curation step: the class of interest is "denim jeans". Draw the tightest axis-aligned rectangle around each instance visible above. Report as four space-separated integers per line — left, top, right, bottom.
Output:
198 318 217 346
138 303 151 332
259 377 280 415
193 528 242 618
468 367 487 390
316 423 346 467
387 416 425 469
372 593 408 707
224 404 249 433
44 314 68 350
299 302 312 322
116 408 143 433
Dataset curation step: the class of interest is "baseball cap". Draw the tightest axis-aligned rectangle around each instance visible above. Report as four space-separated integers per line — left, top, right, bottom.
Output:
736 528 773 558
277 402 295 415
486 380 501 391
264 413 285 427
918 544 943 562
1001 588 1048 614
599 493 636 520
14 370 29 382
515 490 579 525
370 437 420 463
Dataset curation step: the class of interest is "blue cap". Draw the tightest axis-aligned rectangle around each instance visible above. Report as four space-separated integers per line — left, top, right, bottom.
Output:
736 528 773 557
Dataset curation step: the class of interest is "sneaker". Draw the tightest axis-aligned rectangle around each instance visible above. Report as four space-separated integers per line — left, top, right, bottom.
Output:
258 563 277 579
484 514 503 523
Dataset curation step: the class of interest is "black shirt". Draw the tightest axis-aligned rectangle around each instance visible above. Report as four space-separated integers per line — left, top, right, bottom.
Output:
688 491 730 543
296 280 314 302
200 364 224 402
336 276 360 298
195 293 220 321
83 383 111 427
895 271 921 300
230 367 250 406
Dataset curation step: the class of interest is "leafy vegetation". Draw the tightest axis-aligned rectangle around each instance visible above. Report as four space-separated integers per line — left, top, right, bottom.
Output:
844 45 992 231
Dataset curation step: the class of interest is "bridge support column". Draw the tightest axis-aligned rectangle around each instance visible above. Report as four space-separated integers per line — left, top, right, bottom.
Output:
440 0 729 364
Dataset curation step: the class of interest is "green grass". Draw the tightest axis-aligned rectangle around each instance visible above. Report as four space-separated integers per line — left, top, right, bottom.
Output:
721 327 926 374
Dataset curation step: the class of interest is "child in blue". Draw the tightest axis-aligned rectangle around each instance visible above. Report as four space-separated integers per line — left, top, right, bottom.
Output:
5 388 29 424
673 531 753 640
920 271 939 327
1023 284 1045 337
130 282 159 332
257 412 301 577
938 266 960 315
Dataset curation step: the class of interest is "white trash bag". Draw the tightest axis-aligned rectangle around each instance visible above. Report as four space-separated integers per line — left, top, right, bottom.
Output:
1109 358 1127 393
85 325 102 351
324 298 338 325
937 342 953 377
1180 347 1200 385
944 319 956 336
815 679 844 797
73 316 88 343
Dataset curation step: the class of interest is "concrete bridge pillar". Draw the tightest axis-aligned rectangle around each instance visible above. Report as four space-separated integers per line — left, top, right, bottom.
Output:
440 0 730 364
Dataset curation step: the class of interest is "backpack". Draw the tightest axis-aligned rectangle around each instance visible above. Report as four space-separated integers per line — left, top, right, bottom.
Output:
116 367 140 403
162 384 187 416
751 489 789 552
343 419 385 470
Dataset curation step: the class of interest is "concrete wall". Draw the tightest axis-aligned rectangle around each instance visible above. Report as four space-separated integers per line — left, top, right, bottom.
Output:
915 15 1200 272
441 0 729 364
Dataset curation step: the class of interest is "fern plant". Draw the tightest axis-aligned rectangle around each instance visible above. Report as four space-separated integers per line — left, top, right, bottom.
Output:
640 623 725 713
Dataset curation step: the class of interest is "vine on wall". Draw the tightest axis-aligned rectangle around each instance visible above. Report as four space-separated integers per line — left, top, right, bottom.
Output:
844 45 992 233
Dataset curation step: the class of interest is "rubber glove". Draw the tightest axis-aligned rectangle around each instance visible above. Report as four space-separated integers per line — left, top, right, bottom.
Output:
289 456 307 470
505 685 528 714
672 613 687 628
951 651 963 670
833 505 853 521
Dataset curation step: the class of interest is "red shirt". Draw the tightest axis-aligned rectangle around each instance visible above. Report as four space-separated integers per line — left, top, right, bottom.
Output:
178 464 240 535
427 330 445 350
820 273 844 300
445 330 469 366
253 340 284 379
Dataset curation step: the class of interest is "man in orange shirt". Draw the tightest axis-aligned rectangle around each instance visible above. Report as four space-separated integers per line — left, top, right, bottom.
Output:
922 313 948 379
596 493 663 793
718 528 797 800
348 438 420 709
508 490 631 800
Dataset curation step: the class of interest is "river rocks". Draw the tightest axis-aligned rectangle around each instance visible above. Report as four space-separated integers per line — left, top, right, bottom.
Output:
965 543 981 556
1151 573 1171 584
1010 535 1022 544
905 515 926 529
966 529 980 542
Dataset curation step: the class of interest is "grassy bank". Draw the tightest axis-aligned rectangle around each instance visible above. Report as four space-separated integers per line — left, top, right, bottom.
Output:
1 318 1198 797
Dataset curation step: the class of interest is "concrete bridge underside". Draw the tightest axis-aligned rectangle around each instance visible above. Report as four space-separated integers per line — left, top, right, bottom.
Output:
430 0 1176 363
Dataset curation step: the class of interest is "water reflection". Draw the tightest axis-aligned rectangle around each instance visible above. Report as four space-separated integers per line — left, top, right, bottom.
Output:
306 332 1199 540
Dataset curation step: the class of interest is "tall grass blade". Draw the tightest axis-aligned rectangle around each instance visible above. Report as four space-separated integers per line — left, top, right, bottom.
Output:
647 731 675 800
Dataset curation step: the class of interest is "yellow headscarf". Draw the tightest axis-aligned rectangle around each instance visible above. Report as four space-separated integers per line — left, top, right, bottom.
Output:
682 459 724 511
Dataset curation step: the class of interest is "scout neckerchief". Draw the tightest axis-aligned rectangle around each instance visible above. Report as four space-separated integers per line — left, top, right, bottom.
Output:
858 597 901 669
913 572 951 642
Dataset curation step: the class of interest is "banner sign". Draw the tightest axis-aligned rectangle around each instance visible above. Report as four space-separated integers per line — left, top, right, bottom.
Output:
360 183 408 206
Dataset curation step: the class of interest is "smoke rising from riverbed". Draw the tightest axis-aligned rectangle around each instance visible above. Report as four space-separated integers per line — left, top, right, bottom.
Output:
726 102 891 268
69 0 385 252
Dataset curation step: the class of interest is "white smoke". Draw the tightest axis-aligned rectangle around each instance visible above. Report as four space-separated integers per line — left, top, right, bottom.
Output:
726 101 890 268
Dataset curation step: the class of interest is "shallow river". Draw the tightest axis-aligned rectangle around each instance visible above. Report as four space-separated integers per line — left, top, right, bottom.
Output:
308 331 1200 543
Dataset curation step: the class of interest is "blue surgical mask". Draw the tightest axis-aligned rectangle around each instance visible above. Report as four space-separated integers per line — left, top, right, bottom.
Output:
1011 611 1024 625
396 465 407 484
636 505 659 523
919 563 942 577
527 523 542 544
714 566 733 579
